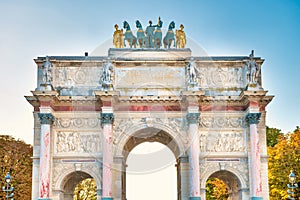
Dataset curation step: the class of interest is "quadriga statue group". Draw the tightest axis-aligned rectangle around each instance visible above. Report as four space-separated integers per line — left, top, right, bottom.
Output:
113 17 186 49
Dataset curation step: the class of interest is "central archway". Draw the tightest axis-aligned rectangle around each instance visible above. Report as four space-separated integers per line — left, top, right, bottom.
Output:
121 127 183 200
127 142 177 200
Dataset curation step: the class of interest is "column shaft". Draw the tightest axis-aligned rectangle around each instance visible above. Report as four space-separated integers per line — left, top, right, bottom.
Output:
101 112 114 200
38 113 54 200
250 123 262 197
247 113 263 200
187 113 201 200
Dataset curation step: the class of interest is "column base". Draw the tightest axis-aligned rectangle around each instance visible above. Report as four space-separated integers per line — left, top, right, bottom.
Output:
189 197 201 200
251 197 263 200
102 197 113 200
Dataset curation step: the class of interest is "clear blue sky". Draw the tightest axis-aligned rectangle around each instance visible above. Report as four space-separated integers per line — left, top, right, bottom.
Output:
0 0 299 144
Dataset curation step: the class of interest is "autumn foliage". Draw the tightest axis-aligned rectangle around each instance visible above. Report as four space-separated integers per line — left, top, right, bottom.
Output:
0 135 32 199
268 127 300 199
206 178 229 199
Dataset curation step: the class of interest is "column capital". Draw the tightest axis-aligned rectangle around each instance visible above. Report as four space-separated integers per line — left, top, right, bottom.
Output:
178 156 189 163
101 112 114 125
186 113 200 124
38 113 54 124
246 113 261 125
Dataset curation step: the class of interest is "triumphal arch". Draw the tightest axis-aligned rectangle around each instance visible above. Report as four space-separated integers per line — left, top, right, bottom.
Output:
26 19 273 200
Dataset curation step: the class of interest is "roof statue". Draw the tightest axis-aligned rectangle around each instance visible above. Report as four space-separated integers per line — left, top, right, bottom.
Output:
42 55 53 84
113 24 124 48
136 20 147 48
114 18 186 49
176 24 186 48
123 21 137 48
101 58 114 91
163 21 176 48
145 20 157 48
154 17 163 48
247 50 261 86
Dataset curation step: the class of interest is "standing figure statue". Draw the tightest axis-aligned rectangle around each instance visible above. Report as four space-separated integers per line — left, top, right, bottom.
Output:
145 20 156 48
154 17 163 48
176 24 186 48
163 21 176 48
187 57 198 84
136 20 147 48
113 24 124 48
101 59 114 90
42 56 53 84
123 21 137 48
247 50 260 84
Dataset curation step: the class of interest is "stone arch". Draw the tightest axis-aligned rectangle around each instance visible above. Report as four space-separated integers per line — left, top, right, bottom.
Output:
53 164 102 200
201 165 248 200
114 120 187 158
118 124 184 200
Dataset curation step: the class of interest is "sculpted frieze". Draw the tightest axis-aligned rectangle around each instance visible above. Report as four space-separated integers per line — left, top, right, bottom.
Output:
54 67 102 88
199 116 245 129
200 132 245 152
55 131 101 153
196 65 247 89
55 118 101 129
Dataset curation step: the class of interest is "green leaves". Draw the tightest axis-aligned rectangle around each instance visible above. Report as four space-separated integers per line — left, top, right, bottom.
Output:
266 126 283 147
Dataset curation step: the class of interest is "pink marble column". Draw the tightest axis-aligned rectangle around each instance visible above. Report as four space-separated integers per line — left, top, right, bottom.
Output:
247 112 263 200
38 113 54 200
187 113 201 200
101 112 114 200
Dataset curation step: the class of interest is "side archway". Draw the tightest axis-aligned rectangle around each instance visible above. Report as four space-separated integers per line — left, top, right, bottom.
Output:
53 164 102 200
201 166 248 200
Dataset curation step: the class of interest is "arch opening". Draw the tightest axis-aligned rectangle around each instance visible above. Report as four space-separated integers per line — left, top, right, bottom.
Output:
121 127 182 200
61 171 95 200
205 170 242 200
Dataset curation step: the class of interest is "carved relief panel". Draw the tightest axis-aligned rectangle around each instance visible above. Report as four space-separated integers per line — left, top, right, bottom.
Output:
195 63 247 89
55 131 101 153
198 113 246 152
53 116 102 154
199 131 245 152
53 65 102 88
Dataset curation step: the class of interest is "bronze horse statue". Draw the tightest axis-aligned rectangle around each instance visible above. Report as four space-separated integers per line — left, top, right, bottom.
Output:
123 21 137 48
163 21 176 48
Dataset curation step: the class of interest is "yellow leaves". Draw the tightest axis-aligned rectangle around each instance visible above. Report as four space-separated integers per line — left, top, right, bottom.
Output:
268 127 300 199
0 135 33 199
74 178 97 200
206 178 229 200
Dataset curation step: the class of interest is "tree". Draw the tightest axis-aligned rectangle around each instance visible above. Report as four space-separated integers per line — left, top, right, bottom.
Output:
206 178 229 200
0 135 33 199
268 127 300 199
74 178 97 200
266 126 283 147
